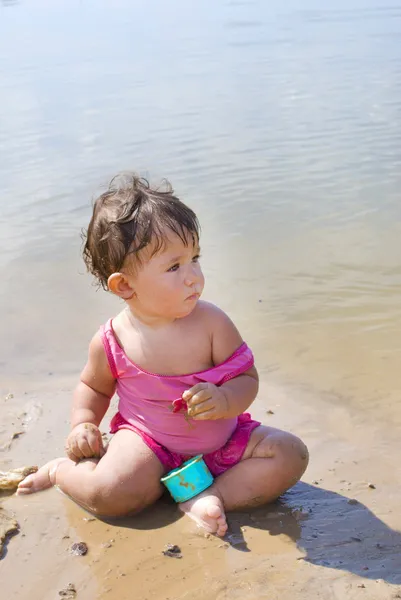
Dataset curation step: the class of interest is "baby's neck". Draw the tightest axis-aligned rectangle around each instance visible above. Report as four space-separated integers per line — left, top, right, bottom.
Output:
124 305 176 330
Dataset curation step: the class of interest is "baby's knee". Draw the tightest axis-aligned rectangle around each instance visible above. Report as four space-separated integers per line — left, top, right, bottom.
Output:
258 430 309 469
287 433 309 463
280 433 309 480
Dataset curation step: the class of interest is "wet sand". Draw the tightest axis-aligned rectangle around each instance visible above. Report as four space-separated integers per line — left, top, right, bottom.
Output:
1 375 400 600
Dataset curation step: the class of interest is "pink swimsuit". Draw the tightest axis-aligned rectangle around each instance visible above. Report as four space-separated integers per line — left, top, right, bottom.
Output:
101 319 261 476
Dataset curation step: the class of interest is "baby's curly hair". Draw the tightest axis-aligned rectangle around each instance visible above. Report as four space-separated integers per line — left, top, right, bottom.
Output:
82 173 200 290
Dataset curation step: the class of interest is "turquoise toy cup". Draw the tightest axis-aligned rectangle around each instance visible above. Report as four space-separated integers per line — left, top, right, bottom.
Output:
161 455 214 502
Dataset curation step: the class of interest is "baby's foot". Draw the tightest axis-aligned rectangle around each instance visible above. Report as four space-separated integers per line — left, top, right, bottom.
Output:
179 489 228 537
16 458 66 495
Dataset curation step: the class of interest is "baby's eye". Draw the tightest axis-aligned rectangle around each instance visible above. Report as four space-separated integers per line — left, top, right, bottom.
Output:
192 254 201 263
168 263 180 272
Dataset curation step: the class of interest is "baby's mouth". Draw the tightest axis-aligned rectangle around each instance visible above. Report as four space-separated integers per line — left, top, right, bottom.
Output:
186 290 200 300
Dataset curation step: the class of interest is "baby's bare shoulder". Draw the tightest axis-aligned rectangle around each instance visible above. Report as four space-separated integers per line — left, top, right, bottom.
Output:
192 300 230 321
189 301 244 364
187 301 232 332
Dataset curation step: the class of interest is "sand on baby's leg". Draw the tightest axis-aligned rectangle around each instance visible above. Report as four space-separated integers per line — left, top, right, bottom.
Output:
17 429 165 517
179 425 309 536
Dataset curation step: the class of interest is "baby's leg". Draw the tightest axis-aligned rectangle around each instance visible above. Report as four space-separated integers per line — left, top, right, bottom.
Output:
17 429 165 517
180 426 308 536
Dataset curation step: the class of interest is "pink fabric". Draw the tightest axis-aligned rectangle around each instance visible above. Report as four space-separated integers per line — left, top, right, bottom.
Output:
110 411 261 476
100 318 255 455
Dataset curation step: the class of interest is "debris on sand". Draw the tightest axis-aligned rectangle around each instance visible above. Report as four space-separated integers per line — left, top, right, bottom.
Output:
0 507 19 558
162 543 182 558
70 542 88 556
0 431 26 451
368 482 376 489
0 466 38 491
58 583 77 598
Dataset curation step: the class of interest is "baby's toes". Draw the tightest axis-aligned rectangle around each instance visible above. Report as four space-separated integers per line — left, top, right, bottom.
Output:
216 515 228 537
206 504 223 520
16 474 35 494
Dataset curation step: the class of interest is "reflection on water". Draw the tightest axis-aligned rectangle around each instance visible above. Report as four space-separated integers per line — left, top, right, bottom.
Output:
0 1 400 420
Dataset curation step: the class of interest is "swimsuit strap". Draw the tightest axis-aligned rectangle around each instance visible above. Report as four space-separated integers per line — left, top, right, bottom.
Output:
213 342 254 385
99 318 131 379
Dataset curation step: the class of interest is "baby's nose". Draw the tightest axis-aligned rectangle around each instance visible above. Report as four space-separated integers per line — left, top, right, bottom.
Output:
184 266 199 286
184 274 196 286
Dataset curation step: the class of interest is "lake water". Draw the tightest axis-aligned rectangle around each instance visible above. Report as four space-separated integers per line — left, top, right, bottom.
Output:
1 0 401 425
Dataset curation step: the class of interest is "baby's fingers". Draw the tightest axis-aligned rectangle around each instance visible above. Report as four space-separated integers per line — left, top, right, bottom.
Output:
183 383 209 402
65 441 83 463
87 432 104 457
192 408 219 421
75 436 92 458
188 399 213 418
186 389 212 408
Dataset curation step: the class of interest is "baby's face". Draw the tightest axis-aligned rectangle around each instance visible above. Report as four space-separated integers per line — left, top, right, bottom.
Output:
127 229 204 320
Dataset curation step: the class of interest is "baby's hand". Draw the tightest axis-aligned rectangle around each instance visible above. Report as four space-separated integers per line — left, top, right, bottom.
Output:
183 383 229 420
65 423 105 463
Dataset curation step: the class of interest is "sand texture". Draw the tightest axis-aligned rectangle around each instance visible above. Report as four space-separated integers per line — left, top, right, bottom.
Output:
0 381 400 599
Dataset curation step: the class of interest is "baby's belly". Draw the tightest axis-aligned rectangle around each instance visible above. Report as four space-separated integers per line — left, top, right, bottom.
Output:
120 408 237 455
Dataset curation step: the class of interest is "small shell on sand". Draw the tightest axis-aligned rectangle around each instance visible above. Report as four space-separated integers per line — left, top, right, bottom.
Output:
70 542 88 556
162 543 182 558
0 466 38 490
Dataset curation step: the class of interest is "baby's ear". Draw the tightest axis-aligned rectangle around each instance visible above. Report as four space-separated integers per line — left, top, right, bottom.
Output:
107 273 135 300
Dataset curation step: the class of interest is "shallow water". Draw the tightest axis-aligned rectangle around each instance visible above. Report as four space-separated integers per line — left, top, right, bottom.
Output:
1 0 401 414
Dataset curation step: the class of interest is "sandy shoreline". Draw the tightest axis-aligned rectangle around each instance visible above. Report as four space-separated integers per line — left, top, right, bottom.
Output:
1 376 400 600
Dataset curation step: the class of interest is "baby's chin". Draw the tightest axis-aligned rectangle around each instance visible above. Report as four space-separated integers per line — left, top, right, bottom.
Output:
174 299 200 319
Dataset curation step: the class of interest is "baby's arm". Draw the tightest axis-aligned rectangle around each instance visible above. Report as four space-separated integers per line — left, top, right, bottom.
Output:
184 306 259 420
71 333 115 427
66 332 116 461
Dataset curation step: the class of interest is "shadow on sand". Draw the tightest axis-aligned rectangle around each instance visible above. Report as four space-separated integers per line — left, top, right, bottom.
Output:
100 482 401 585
